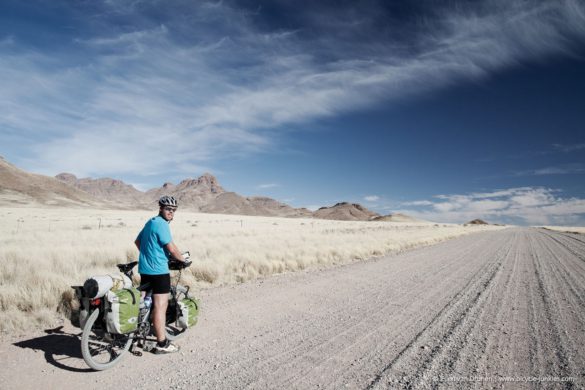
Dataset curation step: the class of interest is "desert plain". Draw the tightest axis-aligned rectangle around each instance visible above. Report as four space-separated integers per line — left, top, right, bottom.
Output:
0 207 584 389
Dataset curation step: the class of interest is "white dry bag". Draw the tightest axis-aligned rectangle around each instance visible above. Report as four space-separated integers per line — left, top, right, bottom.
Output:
83 274 132 299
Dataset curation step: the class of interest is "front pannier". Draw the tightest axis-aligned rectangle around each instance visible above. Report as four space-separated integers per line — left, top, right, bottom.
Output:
177 298 199 329
105 287 140 334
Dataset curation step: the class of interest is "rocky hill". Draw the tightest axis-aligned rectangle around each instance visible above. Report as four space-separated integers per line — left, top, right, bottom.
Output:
467 219 488 225
313 202 379 221
145 173 225 209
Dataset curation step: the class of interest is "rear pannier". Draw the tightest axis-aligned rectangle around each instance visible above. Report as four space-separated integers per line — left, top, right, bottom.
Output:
177 298 199 329
105 287 140 334
71 286 91 329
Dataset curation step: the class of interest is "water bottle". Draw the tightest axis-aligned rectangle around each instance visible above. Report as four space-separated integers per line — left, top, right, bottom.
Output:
144 295 152 309
139 294 152 321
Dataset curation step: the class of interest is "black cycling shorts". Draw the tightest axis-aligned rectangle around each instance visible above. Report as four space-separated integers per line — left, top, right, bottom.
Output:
140 273 171 294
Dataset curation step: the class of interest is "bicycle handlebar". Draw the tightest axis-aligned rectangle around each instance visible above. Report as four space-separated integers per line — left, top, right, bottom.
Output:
168 251 192 270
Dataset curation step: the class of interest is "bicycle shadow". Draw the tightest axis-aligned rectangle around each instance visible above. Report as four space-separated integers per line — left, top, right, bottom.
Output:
13 326 92 373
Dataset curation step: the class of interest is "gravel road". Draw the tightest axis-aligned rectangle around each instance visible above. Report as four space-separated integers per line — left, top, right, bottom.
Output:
1 228 584 389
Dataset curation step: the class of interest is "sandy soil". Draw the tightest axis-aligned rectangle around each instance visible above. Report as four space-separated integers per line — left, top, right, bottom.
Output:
1 228 583 389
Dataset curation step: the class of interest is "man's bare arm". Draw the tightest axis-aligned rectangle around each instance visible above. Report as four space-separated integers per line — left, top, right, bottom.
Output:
165 241 185 262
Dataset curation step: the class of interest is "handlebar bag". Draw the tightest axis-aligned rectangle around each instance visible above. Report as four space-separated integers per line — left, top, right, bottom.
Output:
177 298 199 329
105 287 140 334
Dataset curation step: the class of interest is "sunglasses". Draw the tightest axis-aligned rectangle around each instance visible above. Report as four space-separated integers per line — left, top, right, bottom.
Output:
163 207 177 213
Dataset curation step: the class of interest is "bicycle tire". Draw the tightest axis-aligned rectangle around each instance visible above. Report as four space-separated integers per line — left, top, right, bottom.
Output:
81 309 132 371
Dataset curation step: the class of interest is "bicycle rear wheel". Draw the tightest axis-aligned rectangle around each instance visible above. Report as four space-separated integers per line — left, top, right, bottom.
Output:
81 309 132 370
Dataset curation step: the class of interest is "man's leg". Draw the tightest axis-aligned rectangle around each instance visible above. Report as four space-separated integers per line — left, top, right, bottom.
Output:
150 274 179 354
152 293 169 342
152 292 179 354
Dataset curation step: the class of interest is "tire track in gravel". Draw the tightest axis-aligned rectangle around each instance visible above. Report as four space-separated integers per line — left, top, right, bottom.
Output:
527 233 575 388
365 230 514 389
420 230 523 388
252 230 506 390
278 234 500 390
526 231 584 387
534 230 585 313
543 229 585 246
461 230 530 386
364 227 585 390
538 229 585 262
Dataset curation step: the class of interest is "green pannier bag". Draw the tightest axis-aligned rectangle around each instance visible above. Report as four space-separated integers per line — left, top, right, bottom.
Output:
105 287 140 334
177 298 199 329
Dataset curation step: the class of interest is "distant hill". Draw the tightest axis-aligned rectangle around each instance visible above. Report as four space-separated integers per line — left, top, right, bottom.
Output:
313 202 379 221
467 219 488 225
0 157 109 208
372 213 425 223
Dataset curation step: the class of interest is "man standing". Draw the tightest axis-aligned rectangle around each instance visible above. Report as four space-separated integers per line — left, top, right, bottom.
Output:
135 195 186 354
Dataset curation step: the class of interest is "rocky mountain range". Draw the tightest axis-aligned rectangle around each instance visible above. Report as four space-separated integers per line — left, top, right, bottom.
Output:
0 156 420 221
53 171 313 218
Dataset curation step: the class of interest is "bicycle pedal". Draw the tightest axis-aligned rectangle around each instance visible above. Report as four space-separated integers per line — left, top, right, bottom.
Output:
142 341 156 352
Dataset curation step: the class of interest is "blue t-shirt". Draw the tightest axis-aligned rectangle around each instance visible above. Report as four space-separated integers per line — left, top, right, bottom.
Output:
136 216 172 275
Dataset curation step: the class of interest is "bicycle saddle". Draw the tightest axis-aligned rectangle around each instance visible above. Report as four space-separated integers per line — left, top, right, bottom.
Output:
116 261 138 274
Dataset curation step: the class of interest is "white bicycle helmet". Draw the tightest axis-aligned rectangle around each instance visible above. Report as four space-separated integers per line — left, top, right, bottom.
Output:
159 195 178 208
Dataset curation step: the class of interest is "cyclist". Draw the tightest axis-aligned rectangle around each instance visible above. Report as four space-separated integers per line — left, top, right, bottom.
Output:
135 195 186 354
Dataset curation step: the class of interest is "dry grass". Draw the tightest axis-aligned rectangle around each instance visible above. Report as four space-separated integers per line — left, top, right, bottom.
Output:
540 226 585 234
0 207 506 333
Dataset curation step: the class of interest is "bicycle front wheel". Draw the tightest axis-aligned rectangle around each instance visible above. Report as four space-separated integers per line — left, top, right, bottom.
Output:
81 309 132 371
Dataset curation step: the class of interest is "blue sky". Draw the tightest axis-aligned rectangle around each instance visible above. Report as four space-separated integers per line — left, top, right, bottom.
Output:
1 0 584 225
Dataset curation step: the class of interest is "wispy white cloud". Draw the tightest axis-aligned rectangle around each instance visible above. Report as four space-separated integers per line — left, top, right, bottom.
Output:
257 183 279 189
397 187 585 225
513 164 585 176
552 143 585 153
401 200 434 206
364 195 379 202
1 0 584 184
